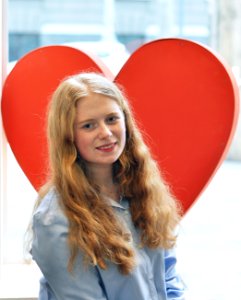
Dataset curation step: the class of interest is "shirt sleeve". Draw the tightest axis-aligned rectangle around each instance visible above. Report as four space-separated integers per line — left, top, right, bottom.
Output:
164 248 186 300
31 200 108 300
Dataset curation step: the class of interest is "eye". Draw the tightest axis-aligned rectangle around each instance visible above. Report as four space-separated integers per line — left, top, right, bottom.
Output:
106 115 119 124
82 122 95 130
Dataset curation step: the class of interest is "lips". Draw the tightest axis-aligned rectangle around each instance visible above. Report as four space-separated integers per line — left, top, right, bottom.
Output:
96 142 117 151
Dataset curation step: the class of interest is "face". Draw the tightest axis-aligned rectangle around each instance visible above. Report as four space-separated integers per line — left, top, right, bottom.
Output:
73 93 126 172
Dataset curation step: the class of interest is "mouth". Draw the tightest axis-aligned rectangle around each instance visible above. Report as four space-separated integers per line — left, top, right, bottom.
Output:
96 142 117 151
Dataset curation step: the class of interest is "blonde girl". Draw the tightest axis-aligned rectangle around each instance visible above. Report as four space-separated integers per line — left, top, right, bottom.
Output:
31 72 185 300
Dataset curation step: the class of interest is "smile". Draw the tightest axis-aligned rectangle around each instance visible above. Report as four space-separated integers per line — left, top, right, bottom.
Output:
96 142 117 151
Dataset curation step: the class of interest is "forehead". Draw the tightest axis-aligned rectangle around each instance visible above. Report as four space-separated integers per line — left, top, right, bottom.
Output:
75 93 123 120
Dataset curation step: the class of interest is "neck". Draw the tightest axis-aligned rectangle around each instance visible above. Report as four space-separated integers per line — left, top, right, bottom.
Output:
86 164 120 201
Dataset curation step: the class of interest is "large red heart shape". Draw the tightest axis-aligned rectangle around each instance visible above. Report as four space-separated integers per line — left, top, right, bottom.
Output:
1 38 239 214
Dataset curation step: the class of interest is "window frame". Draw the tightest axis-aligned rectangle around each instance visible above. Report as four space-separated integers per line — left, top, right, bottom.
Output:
0 0 8 266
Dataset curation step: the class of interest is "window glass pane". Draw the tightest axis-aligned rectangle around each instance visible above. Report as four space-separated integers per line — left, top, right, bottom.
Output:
8 0 212 66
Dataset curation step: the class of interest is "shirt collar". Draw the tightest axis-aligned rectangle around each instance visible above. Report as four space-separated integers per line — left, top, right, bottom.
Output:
104 196 129 210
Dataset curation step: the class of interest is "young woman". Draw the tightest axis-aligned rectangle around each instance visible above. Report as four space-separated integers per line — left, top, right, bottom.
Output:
31 72 185 299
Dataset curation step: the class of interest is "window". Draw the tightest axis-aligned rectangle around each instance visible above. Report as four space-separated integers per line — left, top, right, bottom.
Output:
1 0 241 299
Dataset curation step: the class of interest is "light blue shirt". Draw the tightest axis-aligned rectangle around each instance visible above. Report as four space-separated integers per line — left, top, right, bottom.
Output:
32 189 185 300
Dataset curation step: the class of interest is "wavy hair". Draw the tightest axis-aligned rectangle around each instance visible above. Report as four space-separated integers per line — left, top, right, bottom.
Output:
37 72 181 275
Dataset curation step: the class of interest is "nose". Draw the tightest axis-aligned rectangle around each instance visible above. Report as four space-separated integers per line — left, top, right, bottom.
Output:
98 123 112 139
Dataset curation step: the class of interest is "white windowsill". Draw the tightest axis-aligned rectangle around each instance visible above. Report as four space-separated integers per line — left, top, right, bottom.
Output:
0 262 41 299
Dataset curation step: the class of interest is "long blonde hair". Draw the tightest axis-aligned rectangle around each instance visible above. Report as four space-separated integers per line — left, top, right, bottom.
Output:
37 72 181 274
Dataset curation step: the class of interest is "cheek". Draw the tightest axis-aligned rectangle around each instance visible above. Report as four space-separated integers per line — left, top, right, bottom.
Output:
74 132 90 154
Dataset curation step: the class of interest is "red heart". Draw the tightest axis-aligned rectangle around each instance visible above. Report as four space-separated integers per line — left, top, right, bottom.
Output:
1 38 239 214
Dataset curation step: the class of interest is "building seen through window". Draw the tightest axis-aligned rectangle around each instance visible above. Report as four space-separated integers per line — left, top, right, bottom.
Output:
8 0 211 71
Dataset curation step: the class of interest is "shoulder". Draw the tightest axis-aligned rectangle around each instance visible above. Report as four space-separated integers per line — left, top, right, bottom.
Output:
33 187 68 227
